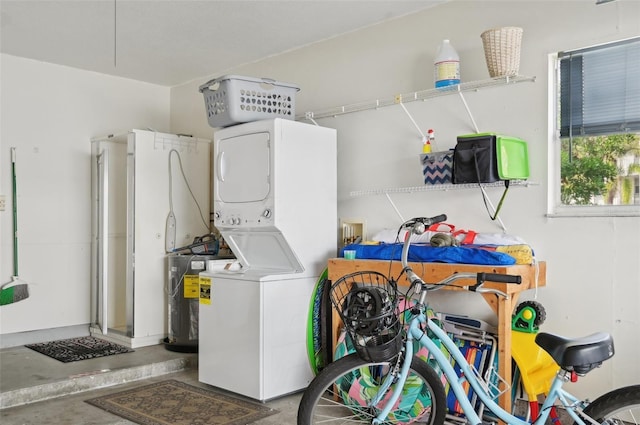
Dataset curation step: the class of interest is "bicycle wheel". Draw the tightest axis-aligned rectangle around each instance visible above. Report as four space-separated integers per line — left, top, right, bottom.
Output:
582 385 640 425
297 352 446 425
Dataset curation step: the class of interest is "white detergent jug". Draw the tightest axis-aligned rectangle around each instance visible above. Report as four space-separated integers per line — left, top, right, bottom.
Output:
434 39 460 88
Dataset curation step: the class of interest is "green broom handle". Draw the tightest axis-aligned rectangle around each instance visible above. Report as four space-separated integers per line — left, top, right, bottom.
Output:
11 147 18 277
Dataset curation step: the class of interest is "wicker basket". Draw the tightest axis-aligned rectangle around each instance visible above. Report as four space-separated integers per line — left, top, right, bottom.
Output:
480 27 523 78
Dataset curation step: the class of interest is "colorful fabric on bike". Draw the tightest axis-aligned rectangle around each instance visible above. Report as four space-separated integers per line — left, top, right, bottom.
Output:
333 331 436 424
333 302 442 424
340 243 517 265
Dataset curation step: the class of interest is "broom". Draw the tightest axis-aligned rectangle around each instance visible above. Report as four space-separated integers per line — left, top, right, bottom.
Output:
1 147 29 306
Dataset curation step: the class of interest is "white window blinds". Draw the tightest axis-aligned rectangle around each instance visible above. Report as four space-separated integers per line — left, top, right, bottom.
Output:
560 37 640 137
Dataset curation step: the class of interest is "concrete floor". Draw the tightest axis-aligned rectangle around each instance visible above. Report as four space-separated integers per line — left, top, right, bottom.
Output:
0 343 301 424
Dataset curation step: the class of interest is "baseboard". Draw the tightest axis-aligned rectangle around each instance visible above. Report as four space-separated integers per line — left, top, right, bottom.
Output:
89 326 165 349
0 324 90 349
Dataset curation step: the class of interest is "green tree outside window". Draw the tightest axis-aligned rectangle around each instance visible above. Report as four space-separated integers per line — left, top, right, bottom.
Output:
561 134 640 205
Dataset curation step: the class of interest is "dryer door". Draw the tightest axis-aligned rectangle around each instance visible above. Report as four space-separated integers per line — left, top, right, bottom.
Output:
215 131 270 203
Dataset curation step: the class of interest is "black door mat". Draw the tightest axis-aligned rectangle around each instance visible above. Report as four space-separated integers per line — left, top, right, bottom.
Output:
25 336 133 363
85 379 278 425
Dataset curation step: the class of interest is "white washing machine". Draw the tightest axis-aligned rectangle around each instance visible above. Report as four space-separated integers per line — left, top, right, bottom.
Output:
198 118 337 401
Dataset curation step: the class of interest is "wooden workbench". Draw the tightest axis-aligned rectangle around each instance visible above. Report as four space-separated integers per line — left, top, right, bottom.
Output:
327 258 546 414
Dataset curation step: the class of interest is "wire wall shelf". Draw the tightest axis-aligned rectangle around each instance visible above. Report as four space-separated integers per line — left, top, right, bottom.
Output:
350 180 538 198
298 75 536 121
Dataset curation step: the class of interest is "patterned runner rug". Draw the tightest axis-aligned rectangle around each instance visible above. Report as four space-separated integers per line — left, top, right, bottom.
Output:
85 380 278 425
25 336 133 363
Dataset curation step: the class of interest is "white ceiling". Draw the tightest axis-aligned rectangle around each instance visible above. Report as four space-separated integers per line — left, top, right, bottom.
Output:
0 0 445 87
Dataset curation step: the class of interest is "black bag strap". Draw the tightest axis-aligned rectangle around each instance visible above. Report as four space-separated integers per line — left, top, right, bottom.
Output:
472 147 510 221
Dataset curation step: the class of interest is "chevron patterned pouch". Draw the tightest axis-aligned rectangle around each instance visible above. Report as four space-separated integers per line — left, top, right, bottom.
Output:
420 150 454 185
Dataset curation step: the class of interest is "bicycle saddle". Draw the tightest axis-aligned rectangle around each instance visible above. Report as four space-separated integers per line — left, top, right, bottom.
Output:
535 332 614 375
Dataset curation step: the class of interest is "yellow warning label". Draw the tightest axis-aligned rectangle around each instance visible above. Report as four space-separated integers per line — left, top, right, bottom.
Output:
199 277 211 305
184 275 200 299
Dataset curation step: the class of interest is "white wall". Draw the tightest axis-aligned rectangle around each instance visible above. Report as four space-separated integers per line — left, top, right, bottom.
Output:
172 0 640 398
0 54 171 340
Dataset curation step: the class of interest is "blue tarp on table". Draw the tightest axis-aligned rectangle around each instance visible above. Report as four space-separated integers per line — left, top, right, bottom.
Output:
339 243 516 266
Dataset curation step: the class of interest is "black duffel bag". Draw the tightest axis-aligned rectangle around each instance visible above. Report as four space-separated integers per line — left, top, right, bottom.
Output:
452 133 529 220
452 133 500 184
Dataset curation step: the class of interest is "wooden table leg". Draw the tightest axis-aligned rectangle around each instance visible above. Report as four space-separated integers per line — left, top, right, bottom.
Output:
497 295 513 419
482 292 521 422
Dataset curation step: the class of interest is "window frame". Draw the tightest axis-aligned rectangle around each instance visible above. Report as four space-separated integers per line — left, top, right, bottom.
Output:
547 43 640 218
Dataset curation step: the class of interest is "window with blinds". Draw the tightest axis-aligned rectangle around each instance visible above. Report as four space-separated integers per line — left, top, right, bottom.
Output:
557 37 640 208
560 37 640 137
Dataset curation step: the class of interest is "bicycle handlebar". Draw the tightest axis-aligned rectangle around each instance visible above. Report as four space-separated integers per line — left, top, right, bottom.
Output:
399 215 521 296
403 214 448 236
476 272 522 285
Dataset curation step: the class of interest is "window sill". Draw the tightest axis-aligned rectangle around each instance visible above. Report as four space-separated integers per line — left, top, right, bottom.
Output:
547 205 640 218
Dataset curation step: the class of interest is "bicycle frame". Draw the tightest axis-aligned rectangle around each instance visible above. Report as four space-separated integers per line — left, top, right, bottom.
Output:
367 215 596 425
370 293 593 425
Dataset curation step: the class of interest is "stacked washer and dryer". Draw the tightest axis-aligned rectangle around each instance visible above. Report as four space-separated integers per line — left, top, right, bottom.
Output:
198 117 337 401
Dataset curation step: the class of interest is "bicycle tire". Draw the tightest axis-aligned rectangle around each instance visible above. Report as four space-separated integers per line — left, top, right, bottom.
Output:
297 352 447 425
581 384 640 425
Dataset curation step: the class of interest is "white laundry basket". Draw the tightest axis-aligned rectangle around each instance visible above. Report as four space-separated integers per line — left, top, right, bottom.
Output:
199 75 300 128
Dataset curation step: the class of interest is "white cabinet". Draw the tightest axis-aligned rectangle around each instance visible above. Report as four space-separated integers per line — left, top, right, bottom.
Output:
90 130 210 348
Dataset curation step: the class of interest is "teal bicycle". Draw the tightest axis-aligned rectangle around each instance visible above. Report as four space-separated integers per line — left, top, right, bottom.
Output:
297 214 640 425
